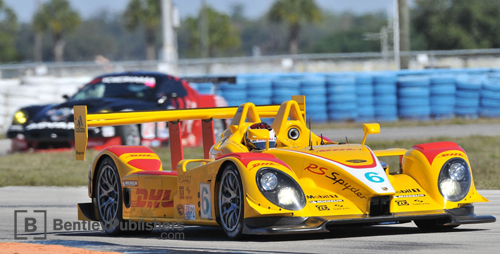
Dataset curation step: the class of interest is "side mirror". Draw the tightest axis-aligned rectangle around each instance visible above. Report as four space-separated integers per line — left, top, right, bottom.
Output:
62 94 70 100
247 129 270 150
362 123 380 147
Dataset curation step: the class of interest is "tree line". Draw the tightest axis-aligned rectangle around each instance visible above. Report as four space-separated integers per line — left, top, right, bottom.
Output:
1 0 500 63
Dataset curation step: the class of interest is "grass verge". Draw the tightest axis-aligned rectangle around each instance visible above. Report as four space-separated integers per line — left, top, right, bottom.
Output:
0 136 498 189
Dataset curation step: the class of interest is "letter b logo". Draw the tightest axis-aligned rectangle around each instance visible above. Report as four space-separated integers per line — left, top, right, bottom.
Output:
25 218 37 232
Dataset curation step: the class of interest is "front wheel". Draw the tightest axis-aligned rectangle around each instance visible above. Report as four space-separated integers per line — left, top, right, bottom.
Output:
218 164 244 239
95 157 123 235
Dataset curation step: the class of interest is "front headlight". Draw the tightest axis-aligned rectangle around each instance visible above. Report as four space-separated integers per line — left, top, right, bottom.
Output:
256 168 306 210
13 110 28 124
438 158 471 202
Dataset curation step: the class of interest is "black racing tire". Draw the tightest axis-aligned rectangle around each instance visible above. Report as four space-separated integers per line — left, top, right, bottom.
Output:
414 219 459 231
218 163 244 239
119 124 141 146
95 157 124 235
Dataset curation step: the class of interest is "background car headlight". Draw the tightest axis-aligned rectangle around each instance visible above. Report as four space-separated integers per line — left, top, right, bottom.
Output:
260 172 278 191
13 110 28 124
438 158 471 202
256 167 306 210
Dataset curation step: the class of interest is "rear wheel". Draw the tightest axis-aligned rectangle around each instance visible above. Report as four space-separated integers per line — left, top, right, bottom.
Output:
218 164 244 239
96 158 123 235
414 219 459 231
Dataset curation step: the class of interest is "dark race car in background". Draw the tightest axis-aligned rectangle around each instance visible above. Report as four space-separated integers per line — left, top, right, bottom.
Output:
7 71 231 151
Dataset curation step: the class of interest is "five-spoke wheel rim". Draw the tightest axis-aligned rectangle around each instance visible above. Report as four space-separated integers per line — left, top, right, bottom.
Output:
219 170 242 231
97 165 120 223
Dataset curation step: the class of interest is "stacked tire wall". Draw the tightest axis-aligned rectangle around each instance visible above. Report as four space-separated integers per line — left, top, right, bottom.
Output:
373 73 398 122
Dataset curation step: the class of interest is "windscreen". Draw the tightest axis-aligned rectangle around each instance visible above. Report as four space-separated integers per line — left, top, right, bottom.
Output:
71 76 157 101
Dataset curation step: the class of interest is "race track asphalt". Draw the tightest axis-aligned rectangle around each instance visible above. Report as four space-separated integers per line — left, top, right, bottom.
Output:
0 187 498 254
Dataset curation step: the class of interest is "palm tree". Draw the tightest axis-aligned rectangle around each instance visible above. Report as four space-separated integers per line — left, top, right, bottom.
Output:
123 0 161 61
33 0 80 62
267 0 322 54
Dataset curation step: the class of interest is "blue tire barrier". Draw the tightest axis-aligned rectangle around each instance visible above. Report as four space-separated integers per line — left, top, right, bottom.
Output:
479 107 500 118
225 99 248 107
221 90 246 99
272 96 296 104
301 87 327 95
326 84 356 94
355 73 373 84
430 84 456 95
245 78 272 89
399 106 431 117
374 105 398 116
455 106 478 116
327 102 357 111
301 79 325 87
307 113 328 123
373 83 397 94
247 97 272 105
431 105 454 115
430 75 456 84
373 73 397 83
358 106 375 116
480 90 500 100
272 79 301 89
457 98 480 107
397 76 431 87
375 115 398 122
456 90 480 99
306 104 328 112
326 75 356 86
481 98 500 107
374 95 397 106
328 111 358 121
356 116 375 122
328 93 356 102
304 95 327 104
482 79 500 91
247 88 272 97
220 82 247 91
398 87 430 97
356 83 373 96
456 78 482 90
430 95 455 106
272 88 300 98
357 96 374 106
398 97 430 107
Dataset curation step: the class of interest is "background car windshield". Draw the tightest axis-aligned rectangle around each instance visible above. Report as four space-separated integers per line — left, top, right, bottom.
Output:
71 82 155 101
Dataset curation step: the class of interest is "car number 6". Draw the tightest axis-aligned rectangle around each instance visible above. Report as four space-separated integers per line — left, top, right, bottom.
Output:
365 172 385 183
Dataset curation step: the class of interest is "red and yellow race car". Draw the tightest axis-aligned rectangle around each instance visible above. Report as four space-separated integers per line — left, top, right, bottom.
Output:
75 96 495 239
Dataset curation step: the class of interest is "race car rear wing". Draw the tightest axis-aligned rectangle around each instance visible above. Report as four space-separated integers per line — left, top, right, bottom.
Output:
73 96 306 170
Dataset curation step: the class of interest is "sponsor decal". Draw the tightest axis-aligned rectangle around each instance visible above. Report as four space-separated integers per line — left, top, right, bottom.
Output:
325 172 367 199
316 205 330 211
179 186 184 199
395 200 409 206
132 189 173 208
179 176 191 185
102 76 156 87
122 180 138 187
200 183 212 219
306 194 338 199
26 122 75 131
394 194 425 199
396 188 421 194
381 187 388 191
304 163 328 175
177 204 184 216
346 159 367 163
75 115 85 132
412 199 430 206
331 204 349 210
309 199 344 204
249 162 277 170
186 186 191 194
184 204 196 220
440 153 465 158
316 148 362 152
48 108 72 121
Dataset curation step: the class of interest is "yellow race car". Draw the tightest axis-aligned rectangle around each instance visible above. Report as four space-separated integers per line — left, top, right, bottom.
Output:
74 96 495 239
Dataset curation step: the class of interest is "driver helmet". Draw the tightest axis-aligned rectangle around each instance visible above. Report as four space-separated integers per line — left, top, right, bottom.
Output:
245 122 276 150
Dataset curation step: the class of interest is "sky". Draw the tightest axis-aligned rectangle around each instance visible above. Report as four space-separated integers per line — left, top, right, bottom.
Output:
5 0 394 23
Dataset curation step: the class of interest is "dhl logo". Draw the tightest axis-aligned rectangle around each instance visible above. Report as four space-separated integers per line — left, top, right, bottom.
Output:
134 189 173 208
249 162 276 170
123 153 155 159
317 148 362 152
440 153 464 158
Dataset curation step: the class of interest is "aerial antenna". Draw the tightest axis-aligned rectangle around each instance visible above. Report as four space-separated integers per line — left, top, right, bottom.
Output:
345 136 349 144
309 116 313 150
321 134 324 145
